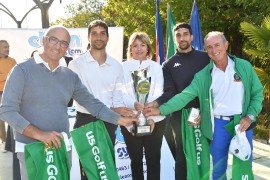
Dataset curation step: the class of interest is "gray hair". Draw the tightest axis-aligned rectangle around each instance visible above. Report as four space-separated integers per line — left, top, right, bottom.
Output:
44 25 70 37
0 40 8 44
204 31 227 44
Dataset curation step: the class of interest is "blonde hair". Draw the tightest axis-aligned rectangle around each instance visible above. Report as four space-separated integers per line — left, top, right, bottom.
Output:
127 32 153 60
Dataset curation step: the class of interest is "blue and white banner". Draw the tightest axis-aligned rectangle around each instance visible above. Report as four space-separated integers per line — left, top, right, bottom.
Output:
0 27 124 63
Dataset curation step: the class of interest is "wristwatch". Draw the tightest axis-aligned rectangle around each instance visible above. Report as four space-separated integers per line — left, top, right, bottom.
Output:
247 114 255 122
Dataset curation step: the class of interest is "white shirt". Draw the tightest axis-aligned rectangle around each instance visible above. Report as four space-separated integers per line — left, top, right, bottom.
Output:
34 54 62 71
122 59 165 122
68 50 125 114
210 57 244 116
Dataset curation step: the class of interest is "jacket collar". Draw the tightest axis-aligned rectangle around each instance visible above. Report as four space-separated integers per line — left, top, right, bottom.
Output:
207 53 237 73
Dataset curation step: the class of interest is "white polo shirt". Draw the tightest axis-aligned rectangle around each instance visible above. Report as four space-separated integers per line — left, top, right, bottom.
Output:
68 51 125 114
210 57 244 116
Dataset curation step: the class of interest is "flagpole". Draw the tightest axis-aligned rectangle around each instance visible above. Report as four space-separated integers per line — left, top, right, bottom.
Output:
166 3 170 50
190 0 196 22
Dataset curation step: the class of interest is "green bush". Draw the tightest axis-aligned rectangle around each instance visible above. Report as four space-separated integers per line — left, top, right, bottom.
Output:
253 113 270 140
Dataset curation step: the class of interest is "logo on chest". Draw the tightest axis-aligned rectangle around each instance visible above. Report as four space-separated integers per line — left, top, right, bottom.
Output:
174 62 181 67
233 73 242 82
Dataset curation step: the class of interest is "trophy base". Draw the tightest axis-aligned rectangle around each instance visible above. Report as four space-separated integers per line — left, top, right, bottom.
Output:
134 124 151 136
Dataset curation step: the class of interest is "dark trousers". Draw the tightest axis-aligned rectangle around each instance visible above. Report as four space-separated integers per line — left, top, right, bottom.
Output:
121 120 166 180
170 115 187 180
164 116 176 159
74 111 117 180
5 125 21 180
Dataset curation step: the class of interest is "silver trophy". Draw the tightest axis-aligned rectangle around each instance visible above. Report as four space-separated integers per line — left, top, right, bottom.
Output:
131 66 151 136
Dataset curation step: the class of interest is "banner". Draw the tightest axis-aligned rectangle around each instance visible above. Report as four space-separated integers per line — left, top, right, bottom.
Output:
0 27 124 63
71 120 119 180
24 139 70 180
182 108 210 180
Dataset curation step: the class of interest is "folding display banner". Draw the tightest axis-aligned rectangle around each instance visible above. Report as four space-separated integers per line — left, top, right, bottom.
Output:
182 108 210 180
70 120 119 180
24 138 70 180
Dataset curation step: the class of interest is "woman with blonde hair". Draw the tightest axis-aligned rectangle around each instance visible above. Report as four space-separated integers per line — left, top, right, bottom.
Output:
121 32 166 180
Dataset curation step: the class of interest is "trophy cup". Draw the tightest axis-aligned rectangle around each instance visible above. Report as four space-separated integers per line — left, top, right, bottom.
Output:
131 66 151 136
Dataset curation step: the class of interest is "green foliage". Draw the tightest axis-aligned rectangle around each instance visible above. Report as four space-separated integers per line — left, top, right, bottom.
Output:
51 0 270 59
254 67 270 94
253 113 270 140
103 1 157 41
240 16 270 94
51 0 104 28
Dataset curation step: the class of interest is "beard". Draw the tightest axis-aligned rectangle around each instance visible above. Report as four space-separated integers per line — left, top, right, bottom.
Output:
178 41 191 51
91 41 107 50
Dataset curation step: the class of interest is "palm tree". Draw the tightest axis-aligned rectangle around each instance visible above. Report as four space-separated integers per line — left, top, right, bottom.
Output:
240 16 270 95
241 16 270 139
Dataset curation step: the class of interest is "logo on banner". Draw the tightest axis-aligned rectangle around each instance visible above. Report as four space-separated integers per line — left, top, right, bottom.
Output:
115 127 129 159
194 125 202 165
28 32 83 57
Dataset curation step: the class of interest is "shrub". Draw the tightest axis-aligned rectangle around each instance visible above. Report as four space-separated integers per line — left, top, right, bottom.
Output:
253 113 270 140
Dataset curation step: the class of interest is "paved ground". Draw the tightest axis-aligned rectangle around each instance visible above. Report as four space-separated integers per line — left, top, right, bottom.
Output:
0 139 269 180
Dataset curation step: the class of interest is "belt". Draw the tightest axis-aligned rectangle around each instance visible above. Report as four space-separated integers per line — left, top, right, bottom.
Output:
214 115 234 121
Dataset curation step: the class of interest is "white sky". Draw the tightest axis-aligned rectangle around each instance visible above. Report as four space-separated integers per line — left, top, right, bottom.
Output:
0 0 80 28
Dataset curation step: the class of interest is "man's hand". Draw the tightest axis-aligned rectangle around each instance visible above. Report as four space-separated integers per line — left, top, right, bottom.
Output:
144 101 159 108
23 124 64 148
238 115 252 132
111 107 136 117
134 102 144 111
147 119 155 132
117 116 139 127
143 107 161 117
188 115 201 126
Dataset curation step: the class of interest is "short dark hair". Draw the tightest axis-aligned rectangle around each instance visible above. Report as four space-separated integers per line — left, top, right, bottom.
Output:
87 20 109 38
173 23 192 35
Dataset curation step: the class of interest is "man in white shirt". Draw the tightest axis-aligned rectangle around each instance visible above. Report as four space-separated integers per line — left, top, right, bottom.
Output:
68 20 134 180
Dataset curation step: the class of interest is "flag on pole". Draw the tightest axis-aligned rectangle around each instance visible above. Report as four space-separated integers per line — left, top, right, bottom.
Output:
166 3 177 59
190 0 204 50
156 0 165 64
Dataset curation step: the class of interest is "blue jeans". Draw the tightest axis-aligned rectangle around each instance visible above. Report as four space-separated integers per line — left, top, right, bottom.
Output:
210 118 253 180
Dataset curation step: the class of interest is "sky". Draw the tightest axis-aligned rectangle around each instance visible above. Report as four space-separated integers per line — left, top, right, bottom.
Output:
0 0 80 28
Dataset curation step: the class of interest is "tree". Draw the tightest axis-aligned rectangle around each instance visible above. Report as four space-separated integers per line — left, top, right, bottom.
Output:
53 0 270 59
102 0 270 57
52 0 105 27
240 16 270 94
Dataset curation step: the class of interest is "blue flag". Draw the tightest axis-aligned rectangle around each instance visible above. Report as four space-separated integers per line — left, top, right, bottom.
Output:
190 0 204 50
156 0 165 64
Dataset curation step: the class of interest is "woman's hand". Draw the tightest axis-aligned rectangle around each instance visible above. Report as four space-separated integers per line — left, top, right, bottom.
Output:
147 119 155 132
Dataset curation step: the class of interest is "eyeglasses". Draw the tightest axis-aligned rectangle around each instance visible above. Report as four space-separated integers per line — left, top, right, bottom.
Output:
45 36 69 48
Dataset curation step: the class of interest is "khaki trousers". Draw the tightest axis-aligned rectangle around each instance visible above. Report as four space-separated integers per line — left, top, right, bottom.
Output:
0 120 6 142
